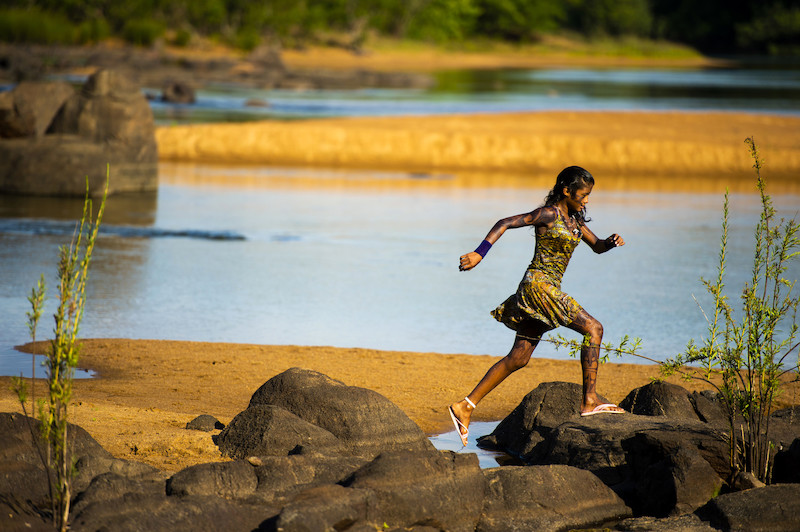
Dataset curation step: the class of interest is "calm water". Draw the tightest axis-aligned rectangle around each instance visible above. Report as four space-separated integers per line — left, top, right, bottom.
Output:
2 163 798 377
149 66 800 124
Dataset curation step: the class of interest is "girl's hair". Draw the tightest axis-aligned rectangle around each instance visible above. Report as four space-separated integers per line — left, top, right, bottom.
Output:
543 166 595 223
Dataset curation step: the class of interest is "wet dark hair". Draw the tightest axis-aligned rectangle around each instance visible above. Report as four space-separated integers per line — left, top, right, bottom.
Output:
543 166 594 223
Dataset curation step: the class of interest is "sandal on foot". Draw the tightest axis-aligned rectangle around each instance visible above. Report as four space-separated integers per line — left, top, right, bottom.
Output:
448 406 469 446
581 403 625 417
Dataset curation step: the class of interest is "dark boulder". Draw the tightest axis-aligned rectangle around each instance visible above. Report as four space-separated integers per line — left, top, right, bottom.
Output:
773 437 800 483
695 484 800 532
341 450 486 532
248 367 435 458
477 464 632 532
216 404 344 459
161 81 195 104
272 484 371 532
690 390 729 425
0 69 157 196
476 381 614 460
166 460 258 499
623 432 723 516
620 382 701 421
185 414 224 432
253 454 367 502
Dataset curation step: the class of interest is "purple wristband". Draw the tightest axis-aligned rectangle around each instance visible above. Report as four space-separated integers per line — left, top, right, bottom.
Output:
474 239 492 258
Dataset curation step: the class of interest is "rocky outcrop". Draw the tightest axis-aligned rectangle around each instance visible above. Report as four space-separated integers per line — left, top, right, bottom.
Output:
695 484 800 531
478 464 631 532
3 373 799 531
0 69 157 197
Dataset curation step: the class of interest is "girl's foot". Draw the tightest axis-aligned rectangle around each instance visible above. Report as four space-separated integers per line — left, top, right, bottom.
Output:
448 398 474 446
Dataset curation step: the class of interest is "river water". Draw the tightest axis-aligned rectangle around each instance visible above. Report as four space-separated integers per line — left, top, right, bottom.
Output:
2 65 799 377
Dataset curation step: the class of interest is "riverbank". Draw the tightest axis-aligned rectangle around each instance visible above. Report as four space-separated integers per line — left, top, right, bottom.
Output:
1 339 798 473
156 111 800 192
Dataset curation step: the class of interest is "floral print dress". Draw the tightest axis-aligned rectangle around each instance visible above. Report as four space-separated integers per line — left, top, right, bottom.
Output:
491 208 584 335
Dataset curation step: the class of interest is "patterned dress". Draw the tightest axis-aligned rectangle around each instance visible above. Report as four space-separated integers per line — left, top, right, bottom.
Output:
491 207 584 336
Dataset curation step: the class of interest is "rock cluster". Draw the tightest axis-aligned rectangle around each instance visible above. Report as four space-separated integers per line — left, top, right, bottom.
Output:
2 369 799 531
0 69 158 197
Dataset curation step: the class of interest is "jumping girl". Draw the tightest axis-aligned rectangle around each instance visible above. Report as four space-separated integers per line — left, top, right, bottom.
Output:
449 166 625 446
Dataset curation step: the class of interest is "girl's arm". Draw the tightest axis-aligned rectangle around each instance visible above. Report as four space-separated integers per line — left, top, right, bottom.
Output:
580 224 625 254
459 206 557 271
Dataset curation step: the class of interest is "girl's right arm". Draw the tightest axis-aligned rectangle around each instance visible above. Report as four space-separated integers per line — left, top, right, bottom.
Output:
459 206 556 271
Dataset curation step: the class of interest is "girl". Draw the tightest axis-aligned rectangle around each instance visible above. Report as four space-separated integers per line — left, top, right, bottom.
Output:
449 166 625 446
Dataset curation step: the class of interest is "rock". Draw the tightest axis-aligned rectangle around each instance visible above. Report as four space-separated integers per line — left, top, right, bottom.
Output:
0 68 157 196
185 414 224 432
477 464 632 532
623 432 723 516
695 484 800 531
253 454 367 502
161 80 195 104
620 382 701 421
733 471 765 490
773 437 800 483
216 404 344 459
476 381 613 460
0 81 74 138
244 98 269 107
248 367 435 458
166 460 258 499
0 412 114 505
71 471 166 516
273 484 371 532
689 390 728 425
340 449 486 532
614 513 718 531
70 492 273 532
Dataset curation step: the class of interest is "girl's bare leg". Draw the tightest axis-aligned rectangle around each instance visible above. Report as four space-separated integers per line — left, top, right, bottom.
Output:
567 310 622 413
449 329 545 438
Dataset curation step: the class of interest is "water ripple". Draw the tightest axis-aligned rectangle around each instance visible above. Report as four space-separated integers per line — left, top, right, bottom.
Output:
0 219 246 241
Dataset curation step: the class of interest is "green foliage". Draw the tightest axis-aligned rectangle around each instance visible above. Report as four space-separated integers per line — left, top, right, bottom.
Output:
121 18 164 46
662 138 800 483
0 1 796 55
0 8 78 45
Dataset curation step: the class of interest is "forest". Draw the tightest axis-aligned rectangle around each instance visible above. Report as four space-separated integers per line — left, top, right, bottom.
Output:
1 0 799 56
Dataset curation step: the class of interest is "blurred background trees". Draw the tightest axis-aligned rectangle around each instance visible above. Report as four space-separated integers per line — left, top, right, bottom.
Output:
0 0 798 55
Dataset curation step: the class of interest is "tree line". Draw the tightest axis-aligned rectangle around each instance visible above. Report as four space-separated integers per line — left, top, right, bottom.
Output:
1 0 799 55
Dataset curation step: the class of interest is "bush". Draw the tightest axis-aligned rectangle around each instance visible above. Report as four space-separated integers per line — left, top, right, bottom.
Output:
76 18 111 44
121 18 164 47
0 8 76 45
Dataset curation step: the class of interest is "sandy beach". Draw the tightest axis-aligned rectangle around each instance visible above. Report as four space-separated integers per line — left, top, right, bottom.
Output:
5 339 798 474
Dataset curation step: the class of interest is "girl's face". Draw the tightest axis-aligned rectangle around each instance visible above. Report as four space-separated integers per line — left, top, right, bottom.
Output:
564 185 593 213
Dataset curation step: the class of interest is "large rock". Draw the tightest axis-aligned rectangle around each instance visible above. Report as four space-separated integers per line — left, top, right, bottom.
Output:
476 381 614 460
252 453 368 502
248 367 435 458
341 450 486 532
695 484 800 531
0 69 157 196
0 80 74 138
215 404 344 459
620 382 704 421
773 437 800 483
477 464 632 532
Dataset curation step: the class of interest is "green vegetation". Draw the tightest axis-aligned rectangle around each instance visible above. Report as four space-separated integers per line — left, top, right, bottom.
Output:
662 138 799 483
11 173 108 531
0 0 797 55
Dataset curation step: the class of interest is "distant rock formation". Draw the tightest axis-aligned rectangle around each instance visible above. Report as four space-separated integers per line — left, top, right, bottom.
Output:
0 69 158 197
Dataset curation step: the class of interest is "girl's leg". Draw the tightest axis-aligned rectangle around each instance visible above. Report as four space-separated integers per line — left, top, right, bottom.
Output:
567 310 622 413
449 328 545 437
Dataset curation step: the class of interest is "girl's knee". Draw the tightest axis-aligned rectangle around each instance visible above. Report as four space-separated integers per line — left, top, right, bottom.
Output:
586 320 603 342
504 353 529 371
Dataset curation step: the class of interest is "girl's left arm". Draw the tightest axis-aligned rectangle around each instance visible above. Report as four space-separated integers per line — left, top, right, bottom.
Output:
581 224 625 254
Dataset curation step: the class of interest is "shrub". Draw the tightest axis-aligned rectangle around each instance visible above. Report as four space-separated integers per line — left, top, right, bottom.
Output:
121 18 164 47
0 8 76 45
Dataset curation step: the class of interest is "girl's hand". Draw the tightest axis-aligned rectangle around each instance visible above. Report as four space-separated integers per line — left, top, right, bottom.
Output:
605 234 625 249
459 252 482 271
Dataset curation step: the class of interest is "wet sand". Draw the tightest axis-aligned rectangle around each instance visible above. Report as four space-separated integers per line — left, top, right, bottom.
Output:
2 339 798 473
